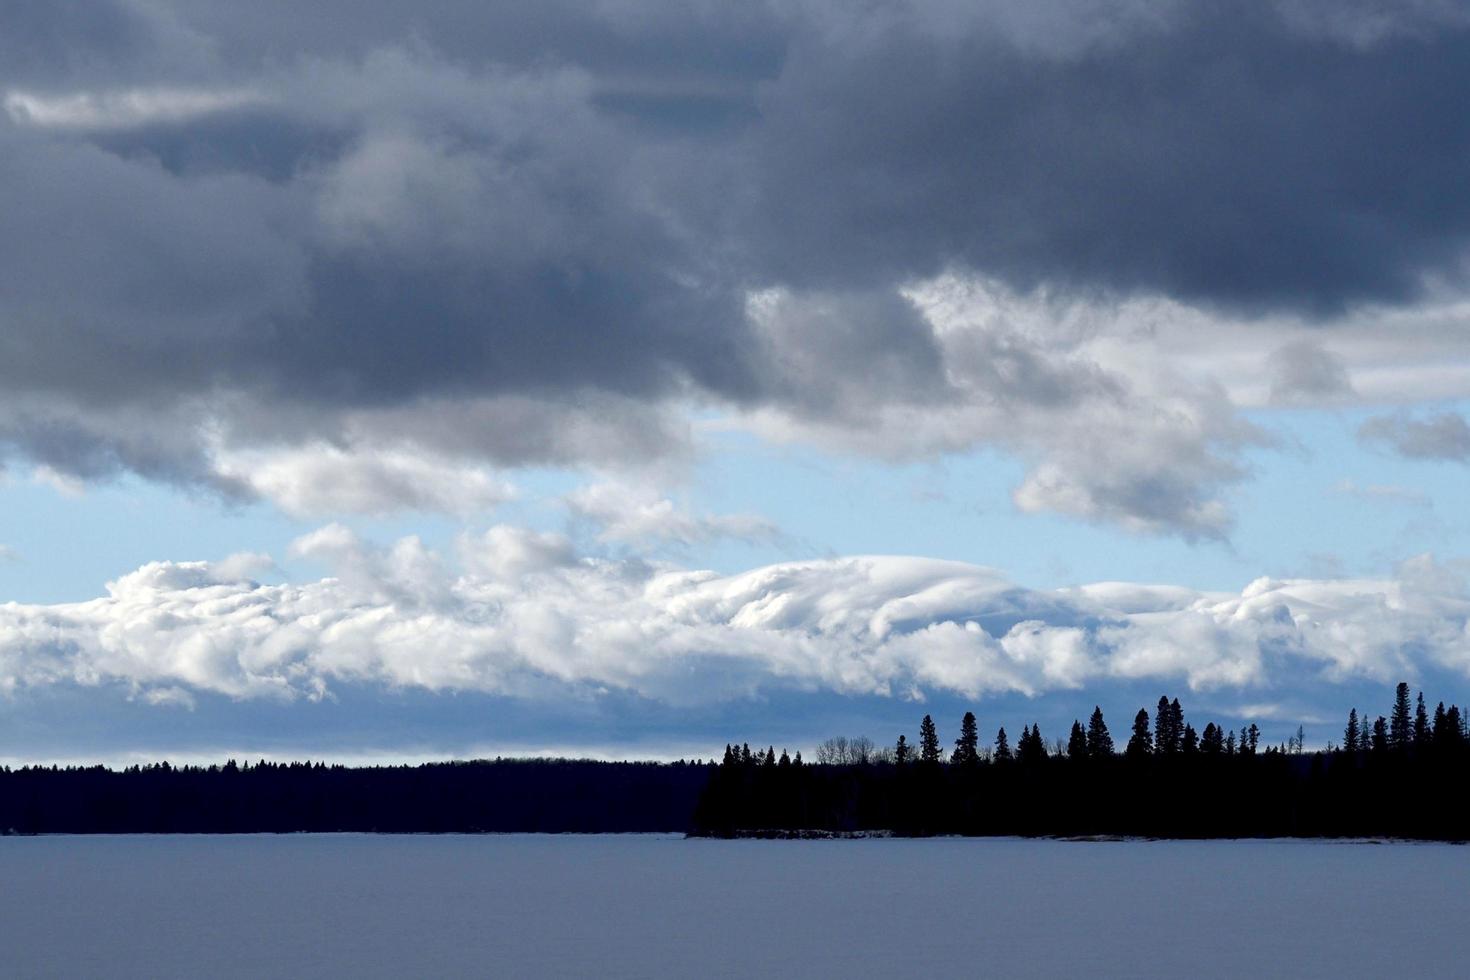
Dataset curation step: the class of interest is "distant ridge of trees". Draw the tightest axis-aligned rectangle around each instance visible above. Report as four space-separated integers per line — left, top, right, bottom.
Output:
692 683 1470 841
4 683 1469 839
0 759 709 835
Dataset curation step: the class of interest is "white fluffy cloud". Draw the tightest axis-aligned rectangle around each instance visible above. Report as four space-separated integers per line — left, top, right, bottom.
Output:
0 529 1466 708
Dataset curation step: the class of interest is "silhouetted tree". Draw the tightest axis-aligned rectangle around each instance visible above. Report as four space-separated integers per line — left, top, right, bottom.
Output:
1244 724 1260 755
1371 716 1389 753
1018 724 1046 764
1086 706 1114 759
1343 709 1360 754
1414 693 1431 750
1182 724 1198 755
1225 730 1236 755
764 746 776 767
1390 682 1413 751
953 712 980 766
1201 722 1223 755
1126 709 1153 759
919 715 942 764
1444 706 1464 749
1067 721 1088 761
994 727 1012 762
894 734 910 766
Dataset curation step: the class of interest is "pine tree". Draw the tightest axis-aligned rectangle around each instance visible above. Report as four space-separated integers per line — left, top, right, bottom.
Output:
919 715 941 764
1126 709 1153 759
764 746 776 767
1156 696 1174 753
778 749 791 768
1244 724 1260 755
1200 722 1223 754
1225 729 1236 755
1390 682 1412 751
1019 724 1046 764
1414 693 1430 749
1445 706 1464 749
1182 724 1198 754
1067 720 1088 761
894 734 910 766
1343 708 1360 753
994 727 1012 762
1371 716 1389 753
953 711 980 766
1086 706 1114 759
1432 702 1449 748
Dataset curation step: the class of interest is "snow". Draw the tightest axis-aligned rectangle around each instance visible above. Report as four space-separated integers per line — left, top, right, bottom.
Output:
0 835 1462 978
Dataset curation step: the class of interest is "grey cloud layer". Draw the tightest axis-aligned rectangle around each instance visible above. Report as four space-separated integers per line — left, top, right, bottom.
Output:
0 528 1467 713
5 2 1470 530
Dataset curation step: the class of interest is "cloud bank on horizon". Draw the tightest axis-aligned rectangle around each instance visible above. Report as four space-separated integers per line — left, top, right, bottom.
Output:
1 1 1470 537
2 526 1466 722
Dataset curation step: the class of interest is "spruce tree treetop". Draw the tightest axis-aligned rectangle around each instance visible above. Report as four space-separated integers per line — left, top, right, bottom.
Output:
1067 721 1088 761
1086 706 1114 759
919 714 942 764
1414 693 1431 749
954 711 980 766
1126 708 1153 758
1343 708 1360 754
1390 682 1412 750
994 727 1012 762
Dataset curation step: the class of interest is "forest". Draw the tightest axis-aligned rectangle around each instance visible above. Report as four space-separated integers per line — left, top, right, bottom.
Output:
692 683 1470 840
2 683 1467 839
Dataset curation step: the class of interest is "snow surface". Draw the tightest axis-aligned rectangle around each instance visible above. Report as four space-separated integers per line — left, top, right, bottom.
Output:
0 834 1463 978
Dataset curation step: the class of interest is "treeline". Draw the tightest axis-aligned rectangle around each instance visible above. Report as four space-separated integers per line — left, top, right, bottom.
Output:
692 683 1470 840
0 759 710 835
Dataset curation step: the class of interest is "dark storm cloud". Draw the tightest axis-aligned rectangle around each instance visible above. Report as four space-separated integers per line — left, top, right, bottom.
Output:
3 1 1470 523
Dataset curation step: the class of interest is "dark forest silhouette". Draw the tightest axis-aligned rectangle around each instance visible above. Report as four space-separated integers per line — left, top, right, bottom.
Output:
692 682 1470 840
3 683 1468 838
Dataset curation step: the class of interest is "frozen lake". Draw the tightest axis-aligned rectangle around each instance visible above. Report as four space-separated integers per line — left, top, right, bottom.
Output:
0 834 1464 978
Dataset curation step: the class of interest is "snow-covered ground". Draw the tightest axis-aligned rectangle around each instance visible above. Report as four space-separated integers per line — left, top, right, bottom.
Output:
0 834 1461 978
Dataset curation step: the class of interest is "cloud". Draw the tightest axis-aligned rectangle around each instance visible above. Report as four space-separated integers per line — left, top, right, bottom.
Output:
1268 341 1355 405
214 444 516 517
1 530 1466 713
4 87 263 130
1359 411 1470 461
566 482 784 550
1331 478 1431 507
4 3 1470 535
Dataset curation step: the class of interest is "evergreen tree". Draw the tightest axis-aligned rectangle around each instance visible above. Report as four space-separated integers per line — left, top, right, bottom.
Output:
894 734 910 766
1126 709 1153 759
1432 702 1450 748
1414 693 1431 749
1343 709 1360 753
1390 682 1412 751
1225 730 1236 755
1201 722 1224 754
994 727 1012 762
722 744 736 767
1157 696 1174 753
953 711 980 766
764 746 776 767
1445 706 1464 749
919 715 942 764
1086 706 1114 759
1067 721 1088 761
1019 724 1046 764
1182 724 1199 754
1244 724 1260 755
1371 716 1389 753
778 749 791 768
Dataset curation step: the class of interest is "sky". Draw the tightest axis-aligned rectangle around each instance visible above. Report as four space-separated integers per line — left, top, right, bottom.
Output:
3 0 1470 764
